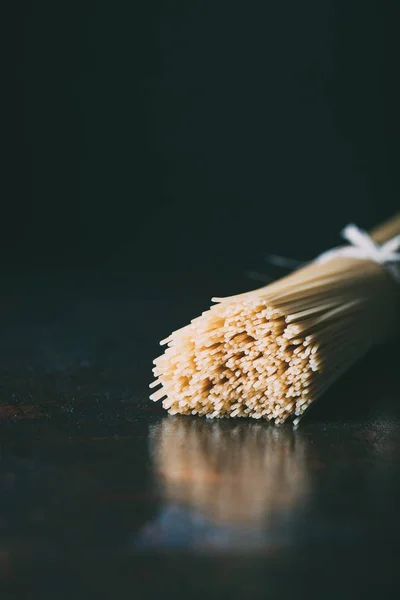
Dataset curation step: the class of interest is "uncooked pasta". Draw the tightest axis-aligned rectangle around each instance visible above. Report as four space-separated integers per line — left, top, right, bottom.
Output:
151 214 400 425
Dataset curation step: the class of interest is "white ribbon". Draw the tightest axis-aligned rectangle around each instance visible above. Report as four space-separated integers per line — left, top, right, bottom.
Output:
316 224 400 283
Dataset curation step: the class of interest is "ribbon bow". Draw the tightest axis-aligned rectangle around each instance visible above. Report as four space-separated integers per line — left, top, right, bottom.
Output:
317 224 400 283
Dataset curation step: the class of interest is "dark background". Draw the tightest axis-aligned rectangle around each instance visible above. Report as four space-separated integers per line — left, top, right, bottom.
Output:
2 0 400 391
4 1 400 280
1 3 400 597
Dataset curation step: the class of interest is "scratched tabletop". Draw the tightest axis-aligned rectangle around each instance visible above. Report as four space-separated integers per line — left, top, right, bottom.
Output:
1 266 400 599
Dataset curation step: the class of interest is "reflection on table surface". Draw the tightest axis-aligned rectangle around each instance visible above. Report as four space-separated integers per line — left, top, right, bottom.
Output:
138 413 400 553
137 418 309 550
1 407 400 596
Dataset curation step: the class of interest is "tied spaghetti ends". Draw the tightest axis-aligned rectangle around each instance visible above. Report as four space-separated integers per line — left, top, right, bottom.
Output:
151 216 400 425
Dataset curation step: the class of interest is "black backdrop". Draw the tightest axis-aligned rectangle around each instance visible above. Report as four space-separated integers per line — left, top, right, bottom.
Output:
4 1 400 280
2 6 400 588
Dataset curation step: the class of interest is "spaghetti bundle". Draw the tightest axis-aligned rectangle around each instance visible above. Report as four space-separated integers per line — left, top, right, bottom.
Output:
151 215 400 425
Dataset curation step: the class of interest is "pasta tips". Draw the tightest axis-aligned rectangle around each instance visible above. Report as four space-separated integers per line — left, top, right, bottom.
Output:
151 249 397 424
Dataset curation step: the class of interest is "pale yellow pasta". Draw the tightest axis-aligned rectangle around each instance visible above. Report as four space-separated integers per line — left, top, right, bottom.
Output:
151 215 400 425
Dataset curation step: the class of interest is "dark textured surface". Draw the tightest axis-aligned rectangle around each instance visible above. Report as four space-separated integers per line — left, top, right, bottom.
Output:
1 268 400 599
